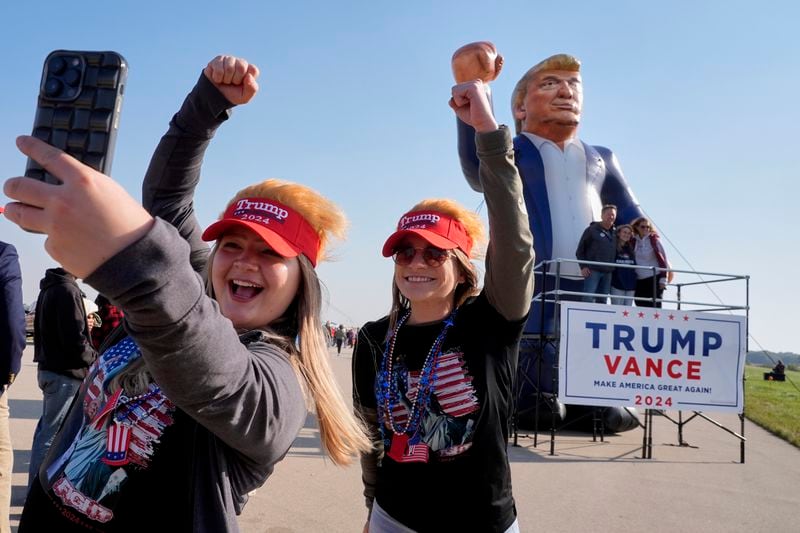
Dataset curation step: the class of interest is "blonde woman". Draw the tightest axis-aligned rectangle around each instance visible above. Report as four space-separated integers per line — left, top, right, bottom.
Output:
631 216 672 308
8 55 369 531
353 80 533 532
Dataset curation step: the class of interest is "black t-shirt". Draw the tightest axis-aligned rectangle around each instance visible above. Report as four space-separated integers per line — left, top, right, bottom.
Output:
612 242 637 290
353 293 526 532
22 409 195 532
20 336 244 532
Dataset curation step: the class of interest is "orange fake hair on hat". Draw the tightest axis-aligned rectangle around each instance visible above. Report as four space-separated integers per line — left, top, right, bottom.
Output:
202 179 346 267
383 198 486 258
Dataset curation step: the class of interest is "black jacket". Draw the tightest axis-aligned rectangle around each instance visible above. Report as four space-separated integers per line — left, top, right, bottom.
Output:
575 222 617 273
32 268 96 379
0 241 26 389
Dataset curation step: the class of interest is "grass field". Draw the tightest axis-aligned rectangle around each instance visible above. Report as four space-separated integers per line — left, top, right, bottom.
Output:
744 366 800 448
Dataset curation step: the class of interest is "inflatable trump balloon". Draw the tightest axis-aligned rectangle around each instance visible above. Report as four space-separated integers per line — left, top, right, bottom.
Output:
453 42 645 432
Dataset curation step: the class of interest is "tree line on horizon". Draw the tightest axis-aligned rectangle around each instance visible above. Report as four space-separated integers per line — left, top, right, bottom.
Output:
747 351 799 369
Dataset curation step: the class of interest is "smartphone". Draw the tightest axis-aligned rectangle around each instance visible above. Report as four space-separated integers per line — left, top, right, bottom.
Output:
25 50 127 184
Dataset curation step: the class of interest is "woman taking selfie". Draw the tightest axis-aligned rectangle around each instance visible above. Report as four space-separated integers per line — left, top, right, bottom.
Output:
8 55 368 531
352 80 534 532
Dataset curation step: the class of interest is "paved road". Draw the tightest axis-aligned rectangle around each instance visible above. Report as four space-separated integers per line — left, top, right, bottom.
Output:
9 343 799 532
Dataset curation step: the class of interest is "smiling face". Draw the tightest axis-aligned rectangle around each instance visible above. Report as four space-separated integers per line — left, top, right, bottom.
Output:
393 234 465 322
635 220 652 237
601 207 617 229
211 227 301 331
618 226 633 243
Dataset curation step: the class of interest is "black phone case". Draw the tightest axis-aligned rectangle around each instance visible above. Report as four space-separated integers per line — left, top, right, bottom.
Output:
25 50 127 184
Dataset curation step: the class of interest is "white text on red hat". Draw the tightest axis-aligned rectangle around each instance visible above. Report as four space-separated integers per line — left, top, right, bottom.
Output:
400 213 440 229
234 199 289 223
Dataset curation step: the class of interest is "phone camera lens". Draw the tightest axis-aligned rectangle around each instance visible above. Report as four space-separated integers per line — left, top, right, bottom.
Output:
44 78 63 97
64 68 81 86
63 87 76 98
48 57 66 74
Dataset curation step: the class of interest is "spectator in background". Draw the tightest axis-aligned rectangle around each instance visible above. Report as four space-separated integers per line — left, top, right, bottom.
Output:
91 293 124 350
334 324 346 355
610 224 637 306
0 238 26 532
632 217 672 308
773 360 785 375
86 312 100 331
575 204 617 303
28 267 97 489
327 322 337 346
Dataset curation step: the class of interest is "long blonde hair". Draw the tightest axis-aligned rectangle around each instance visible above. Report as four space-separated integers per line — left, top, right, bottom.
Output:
115 179 371 465
210 179 370 464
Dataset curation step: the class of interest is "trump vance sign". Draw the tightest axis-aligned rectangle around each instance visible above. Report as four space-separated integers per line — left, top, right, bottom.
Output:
558 302 746 413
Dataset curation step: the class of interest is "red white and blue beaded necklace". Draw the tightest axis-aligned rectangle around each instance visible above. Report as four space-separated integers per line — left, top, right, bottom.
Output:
376 308 457 463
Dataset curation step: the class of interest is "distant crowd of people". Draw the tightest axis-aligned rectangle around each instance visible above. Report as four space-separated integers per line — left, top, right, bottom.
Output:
324 321 358 354
575 204 672 308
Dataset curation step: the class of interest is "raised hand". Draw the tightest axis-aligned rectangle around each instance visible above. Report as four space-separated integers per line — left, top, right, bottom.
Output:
203 55 260 105
3 136 153 279
451 41 503 84
449 80 499 133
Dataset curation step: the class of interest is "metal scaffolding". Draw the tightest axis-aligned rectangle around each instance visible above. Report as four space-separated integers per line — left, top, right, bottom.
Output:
512 258 750 462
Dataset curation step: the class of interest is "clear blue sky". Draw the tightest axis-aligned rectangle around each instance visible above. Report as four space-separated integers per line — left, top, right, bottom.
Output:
1 1 798 353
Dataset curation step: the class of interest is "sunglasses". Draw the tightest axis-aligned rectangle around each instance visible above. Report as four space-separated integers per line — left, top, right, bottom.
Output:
392 245 452 267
